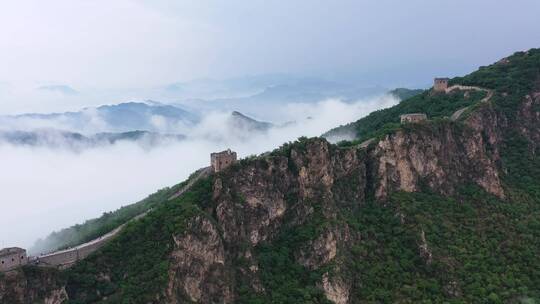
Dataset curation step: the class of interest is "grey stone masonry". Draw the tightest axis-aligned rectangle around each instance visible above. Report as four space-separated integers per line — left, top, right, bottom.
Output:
0 247 28 272
400 113 428 124
434 78 449 92
211 149 237 172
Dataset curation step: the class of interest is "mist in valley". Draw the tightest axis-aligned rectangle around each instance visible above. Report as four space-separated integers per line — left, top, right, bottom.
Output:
0 95 399 249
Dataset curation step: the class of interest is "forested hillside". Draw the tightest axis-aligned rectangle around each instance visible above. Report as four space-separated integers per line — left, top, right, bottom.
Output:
324 49 540 144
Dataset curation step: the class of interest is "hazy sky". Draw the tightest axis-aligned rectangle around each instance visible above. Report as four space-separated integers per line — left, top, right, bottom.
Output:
0 0 539 113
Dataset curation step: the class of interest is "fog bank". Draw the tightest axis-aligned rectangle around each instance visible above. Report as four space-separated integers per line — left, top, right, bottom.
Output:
0 95 398 248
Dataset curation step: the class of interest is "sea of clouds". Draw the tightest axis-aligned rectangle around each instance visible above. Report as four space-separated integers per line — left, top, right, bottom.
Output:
0 95 398 248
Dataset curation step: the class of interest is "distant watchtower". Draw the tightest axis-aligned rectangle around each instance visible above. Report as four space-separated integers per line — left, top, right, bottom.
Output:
434 78 449 92
211 149 237 173
400 113 427 124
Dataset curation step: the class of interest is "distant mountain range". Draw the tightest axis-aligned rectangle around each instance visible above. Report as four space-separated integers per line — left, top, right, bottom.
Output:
0 103 275 149
165 74 389 102
0 129 186 150
0 85 418 149
2 102 199 134
179 80 390 120
229 111 273 132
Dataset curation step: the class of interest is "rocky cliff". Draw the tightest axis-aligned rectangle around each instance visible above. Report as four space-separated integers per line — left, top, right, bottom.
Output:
0 267 67 304
3 94 539 304
162 98 518 303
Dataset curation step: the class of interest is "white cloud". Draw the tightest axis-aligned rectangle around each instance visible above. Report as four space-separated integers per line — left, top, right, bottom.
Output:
0 95 398 248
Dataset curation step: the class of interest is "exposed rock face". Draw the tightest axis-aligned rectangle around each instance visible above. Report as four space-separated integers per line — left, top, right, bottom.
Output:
371 118 505 200
320 272 350 304
518 93 540 148
213 156 293 249
418 229 433 265
297 229 338 270
44 287 69 304
0 268 67 304
171 140 366 303
167 216 233 303
148 100 519 303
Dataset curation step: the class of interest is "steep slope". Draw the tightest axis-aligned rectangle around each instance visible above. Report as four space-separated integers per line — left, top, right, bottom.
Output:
228 111 273 132
0 267 67 303
2 49 540 304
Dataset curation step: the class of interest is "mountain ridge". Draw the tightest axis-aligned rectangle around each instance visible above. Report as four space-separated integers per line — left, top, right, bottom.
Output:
1 101 198 134
0 109 273 149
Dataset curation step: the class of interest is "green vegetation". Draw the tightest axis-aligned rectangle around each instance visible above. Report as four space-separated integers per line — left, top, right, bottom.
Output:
64 176 213 303
342 185 540 303
453 49 540 95
325 88 487 144
326 49 540 144
352 89 486 143
269 136 311 157
456 49 540 121
31 171 201 254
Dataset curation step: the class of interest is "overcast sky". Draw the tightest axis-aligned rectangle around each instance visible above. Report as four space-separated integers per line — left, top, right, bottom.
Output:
0 0 539 114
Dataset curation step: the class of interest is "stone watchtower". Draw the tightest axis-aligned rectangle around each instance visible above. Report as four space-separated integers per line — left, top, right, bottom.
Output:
0 247 28 272
434 78 449 92
400 113 427 124
211 149 237 173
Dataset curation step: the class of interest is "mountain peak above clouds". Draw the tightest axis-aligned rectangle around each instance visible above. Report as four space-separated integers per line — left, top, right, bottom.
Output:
3 101 199 134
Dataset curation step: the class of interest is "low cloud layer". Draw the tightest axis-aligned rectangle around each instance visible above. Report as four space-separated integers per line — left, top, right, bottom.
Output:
0 95 398 248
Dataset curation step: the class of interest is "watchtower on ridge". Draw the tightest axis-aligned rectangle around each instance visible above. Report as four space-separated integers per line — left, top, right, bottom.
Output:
400 113 427 124
211 149 237 173
434 78 449 92
0 247 28 272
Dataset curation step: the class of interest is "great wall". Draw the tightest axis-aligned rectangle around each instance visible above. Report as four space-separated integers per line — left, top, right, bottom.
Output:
1 150 237 273
448 85 494 121
30 167 211 270
33 224 126 269
1 81 493 272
